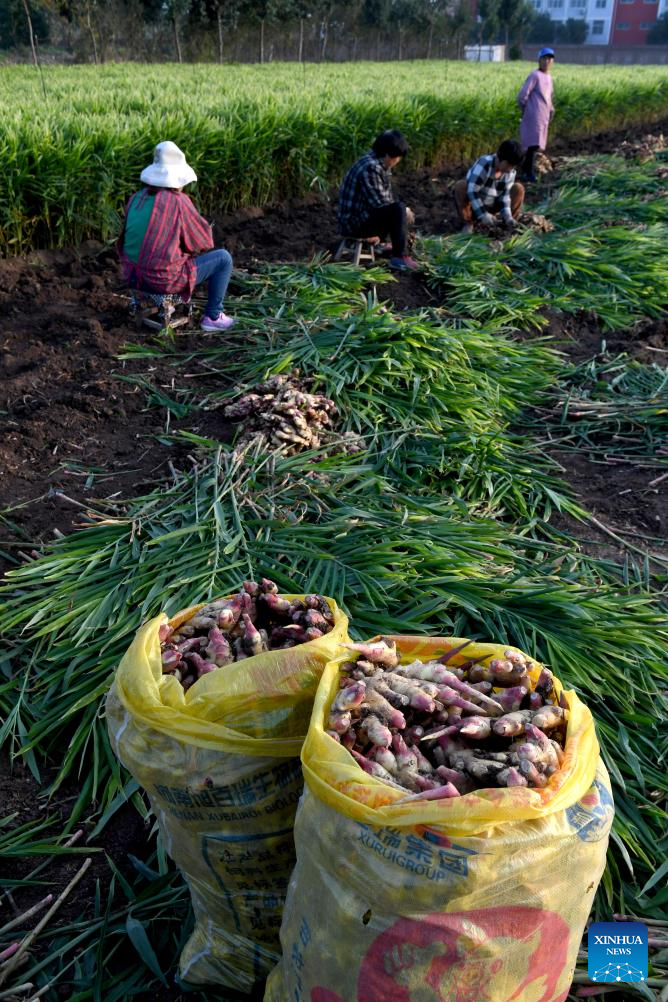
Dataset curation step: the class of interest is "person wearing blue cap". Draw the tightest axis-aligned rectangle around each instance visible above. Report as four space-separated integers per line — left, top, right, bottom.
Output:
517 48 555 182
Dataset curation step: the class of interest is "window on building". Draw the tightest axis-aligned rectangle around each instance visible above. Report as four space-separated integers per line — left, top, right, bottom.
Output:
592 18 605 30
616 20 631 26
639 19 655 25
547 0 564 9
643 0 657 4
595 0 606 8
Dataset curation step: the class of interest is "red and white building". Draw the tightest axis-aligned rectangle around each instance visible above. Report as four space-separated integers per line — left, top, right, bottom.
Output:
530 0 667 42
610 0 665 43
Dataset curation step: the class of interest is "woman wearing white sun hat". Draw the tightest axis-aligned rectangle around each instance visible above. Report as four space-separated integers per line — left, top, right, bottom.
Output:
119 141 234 332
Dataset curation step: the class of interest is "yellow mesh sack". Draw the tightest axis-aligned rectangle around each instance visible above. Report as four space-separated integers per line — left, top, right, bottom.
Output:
106 594 348 993
265 635 614 1002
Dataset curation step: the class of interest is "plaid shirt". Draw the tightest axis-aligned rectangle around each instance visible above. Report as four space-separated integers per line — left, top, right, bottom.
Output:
118 188 214 300
466 154 516 223
338 152 394 234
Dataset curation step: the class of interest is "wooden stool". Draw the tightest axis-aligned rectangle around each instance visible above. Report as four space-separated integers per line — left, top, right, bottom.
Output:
129 290 192 332
333 236 379 266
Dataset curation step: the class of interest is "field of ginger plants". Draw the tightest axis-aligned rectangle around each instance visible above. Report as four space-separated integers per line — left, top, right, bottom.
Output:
2 60 668 252
0 62 666 1001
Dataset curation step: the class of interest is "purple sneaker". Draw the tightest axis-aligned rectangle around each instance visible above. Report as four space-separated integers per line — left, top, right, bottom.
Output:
201 313 235 332
389 255 419 272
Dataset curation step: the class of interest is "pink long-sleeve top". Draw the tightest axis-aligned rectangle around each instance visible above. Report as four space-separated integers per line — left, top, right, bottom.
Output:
517 69 554 151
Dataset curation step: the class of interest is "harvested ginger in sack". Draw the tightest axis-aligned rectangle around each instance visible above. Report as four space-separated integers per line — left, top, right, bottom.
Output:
265 635 613 1002
106 587 348 993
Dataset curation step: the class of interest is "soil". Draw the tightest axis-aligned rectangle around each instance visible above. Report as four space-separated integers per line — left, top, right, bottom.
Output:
531 311 668 561
1 117 667 1000
542 310 668 367
0 750 149 926
2 150 666 568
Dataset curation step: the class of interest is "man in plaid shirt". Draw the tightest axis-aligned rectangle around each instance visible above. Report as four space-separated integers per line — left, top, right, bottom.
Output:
338 130 418 271
454 140 525 235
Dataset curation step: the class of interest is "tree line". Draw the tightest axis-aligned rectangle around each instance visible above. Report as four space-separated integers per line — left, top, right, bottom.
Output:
0 0 596 63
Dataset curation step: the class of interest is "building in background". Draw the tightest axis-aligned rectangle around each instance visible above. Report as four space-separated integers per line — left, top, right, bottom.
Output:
610 0 665 42
464 44 507 59
529 0 666 42
529 0 612 43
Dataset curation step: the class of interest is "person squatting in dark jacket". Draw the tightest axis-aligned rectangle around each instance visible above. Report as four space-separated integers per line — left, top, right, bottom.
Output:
338 130 418 272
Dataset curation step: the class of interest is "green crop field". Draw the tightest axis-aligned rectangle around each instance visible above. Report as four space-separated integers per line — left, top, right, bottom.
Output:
1 60 668 251
1 57 668 1002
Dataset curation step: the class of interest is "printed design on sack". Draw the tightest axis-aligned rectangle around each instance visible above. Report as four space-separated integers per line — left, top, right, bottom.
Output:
201 827 296 935
356 823 476 882
588 922 648 983
566 778 614 842
289 916 313 1002
152 759 302 822
311 906 570 1002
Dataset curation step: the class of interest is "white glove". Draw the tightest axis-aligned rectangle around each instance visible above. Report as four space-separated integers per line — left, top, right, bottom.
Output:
480 212 495 226
504 216 516 229
406 206 415 225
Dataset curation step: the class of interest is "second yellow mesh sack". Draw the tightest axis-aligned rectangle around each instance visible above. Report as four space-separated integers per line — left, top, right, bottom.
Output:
265 635 614 1002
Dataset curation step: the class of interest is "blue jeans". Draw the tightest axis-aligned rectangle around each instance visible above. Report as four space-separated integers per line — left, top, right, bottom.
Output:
195 248 233 319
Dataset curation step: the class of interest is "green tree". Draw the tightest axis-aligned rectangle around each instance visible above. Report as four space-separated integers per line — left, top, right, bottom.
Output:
360 0 390 29
0 0 50 49
445 0 475 57
164 0 192 61
647 12 668 41
477 0 501 44
526 10 555 42
361 0 390 57
242 0 283 62
321 0 352 58
388 0 421 57
417 0 448 57
56 0 103 59
498 0 520 44
554 16 586 41
498 0 535 46
284 0 311 60
196 0 243 61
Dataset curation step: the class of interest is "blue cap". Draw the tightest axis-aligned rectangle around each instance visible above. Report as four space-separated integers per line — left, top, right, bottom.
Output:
538 47 555 57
